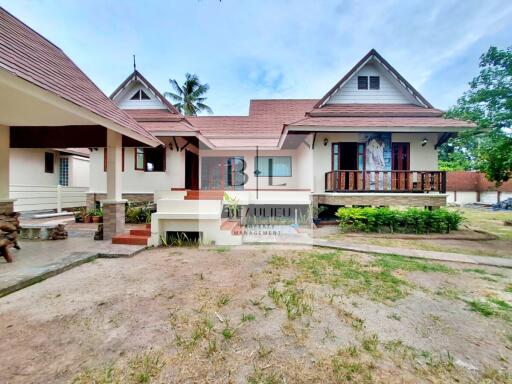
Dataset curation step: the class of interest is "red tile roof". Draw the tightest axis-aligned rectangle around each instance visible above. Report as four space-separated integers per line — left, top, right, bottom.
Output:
0 7 159 145
138 120 198 133
307 104 444 117
288 116 476 128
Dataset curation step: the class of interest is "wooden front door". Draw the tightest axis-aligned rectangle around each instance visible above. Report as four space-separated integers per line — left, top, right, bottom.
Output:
185 150 199 190
392 143 410 190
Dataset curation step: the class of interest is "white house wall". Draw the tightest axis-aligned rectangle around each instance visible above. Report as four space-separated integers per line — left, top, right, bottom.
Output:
328 63 415 104
10 148 59 185
69 156 90 187
89 138 186 193
311 132 439 193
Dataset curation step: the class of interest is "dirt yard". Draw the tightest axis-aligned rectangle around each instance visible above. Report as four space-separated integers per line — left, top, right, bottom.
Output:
0 245 511 383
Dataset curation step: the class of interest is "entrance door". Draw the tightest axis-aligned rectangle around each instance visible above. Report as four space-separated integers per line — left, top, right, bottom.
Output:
185 150 199 190
332 142 365 190
392 143 410 190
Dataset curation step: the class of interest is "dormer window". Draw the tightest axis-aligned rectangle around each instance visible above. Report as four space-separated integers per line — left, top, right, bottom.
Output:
369 76 380 90
357 76 368 90
130 89 151 100
357 76 380 90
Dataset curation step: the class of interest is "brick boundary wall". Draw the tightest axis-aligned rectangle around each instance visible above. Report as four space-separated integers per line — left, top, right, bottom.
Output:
446 171 512 192
86 193 154 210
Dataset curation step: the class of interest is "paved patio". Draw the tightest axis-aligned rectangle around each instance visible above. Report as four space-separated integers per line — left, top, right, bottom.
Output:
0 220 146 297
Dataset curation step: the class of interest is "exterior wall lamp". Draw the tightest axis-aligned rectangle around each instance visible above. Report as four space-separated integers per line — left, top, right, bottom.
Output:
323 137 329 146
421 138 428 147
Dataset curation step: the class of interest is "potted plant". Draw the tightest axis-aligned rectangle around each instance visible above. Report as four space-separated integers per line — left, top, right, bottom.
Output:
83 209 94 224
74 207 85 223
223 192 240 221
91 208 103 223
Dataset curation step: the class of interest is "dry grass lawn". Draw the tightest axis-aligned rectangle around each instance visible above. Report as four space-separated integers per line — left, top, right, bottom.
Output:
0 245 511 383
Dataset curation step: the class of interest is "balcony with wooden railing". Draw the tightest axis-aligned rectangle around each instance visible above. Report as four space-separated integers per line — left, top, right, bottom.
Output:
324 170 446 193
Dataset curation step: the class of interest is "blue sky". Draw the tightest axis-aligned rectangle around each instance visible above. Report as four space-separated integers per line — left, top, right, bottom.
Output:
2 0 512 115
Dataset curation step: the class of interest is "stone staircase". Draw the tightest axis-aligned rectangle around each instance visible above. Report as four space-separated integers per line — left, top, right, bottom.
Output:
112 223 151 245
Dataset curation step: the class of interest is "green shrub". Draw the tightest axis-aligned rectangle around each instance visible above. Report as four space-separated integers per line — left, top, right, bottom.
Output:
335 207 463 234
125 202 153 224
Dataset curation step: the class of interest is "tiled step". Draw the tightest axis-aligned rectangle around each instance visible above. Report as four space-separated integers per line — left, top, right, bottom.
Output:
130 228 151 236
220 219 243 236
185 190 225 200
220 219 238 231
112 233 149 246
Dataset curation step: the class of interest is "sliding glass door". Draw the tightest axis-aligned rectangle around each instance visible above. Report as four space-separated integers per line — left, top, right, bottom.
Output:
201 157 245 190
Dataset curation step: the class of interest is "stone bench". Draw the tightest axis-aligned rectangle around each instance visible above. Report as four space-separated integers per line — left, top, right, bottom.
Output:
19 224 67 240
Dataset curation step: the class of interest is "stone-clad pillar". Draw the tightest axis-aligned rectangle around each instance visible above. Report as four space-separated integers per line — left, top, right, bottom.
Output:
103 130 126 239
0 125 14 214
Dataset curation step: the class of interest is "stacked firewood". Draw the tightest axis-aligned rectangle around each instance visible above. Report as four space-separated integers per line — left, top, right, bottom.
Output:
0 211 20 263
48 224 68 240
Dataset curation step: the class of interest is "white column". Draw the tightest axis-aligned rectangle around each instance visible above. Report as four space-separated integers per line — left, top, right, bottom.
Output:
103 130 126 240
0 125 9 200
106 130 122 201
0 125 14 214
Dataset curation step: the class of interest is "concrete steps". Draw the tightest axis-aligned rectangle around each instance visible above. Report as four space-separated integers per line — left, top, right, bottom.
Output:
112 224 151 245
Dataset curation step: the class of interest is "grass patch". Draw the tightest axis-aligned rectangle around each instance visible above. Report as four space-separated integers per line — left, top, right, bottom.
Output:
435 286 463 301
221 324 236 340
241 313 256 323
268 255 288 267
467 297 512 322
72 351 164 384
213 246 231 253
216 294 232 307
375 254 454 273
295 251 411 302
268 285 312 320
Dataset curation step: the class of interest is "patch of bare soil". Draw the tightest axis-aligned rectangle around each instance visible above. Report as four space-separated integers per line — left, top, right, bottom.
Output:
0 246 511 383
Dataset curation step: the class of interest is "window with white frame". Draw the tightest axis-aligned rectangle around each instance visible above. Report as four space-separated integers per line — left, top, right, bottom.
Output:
255 156 292 177
59 157 69 186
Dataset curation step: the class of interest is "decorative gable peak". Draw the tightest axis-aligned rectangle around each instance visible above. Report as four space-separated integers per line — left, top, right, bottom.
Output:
110 70 181 114
315 49 433 109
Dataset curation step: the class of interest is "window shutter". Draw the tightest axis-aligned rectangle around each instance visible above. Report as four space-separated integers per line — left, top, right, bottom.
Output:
357 76 368 90
369 76 380 90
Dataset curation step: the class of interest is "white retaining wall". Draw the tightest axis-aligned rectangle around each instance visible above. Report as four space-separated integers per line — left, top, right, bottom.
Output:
10 184 88 212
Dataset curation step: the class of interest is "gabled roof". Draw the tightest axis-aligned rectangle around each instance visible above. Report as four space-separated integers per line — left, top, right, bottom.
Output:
110 70 182 116
314 49 433 109
0 7 160 146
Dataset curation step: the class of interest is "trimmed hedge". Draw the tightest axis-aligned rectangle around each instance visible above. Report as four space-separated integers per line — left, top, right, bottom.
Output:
335 207 463 234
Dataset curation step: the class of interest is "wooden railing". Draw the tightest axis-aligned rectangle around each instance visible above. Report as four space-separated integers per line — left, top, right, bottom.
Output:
324 170 446 193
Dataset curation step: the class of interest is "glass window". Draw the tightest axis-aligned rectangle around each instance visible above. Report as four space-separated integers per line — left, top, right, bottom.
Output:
135 148 145 170
130 90 151 100
44 152 54 173
357 76 368 90
369 76 380 90
255 156 292 177
135 147 165 172
59 157 69 186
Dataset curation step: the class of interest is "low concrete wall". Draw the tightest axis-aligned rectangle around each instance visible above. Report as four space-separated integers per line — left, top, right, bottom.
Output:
86 193 154 210
313 193 447 208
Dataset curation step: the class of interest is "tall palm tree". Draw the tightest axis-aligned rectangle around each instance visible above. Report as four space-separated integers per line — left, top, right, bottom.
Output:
164 73 213 116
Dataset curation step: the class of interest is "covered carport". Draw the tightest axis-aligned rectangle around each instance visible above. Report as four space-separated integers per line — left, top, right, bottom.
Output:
0 7 162 239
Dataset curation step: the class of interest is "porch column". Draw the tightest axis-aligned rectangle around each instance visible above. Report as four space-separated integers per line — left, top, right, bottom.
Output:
102 130 126 239
0 125 14 214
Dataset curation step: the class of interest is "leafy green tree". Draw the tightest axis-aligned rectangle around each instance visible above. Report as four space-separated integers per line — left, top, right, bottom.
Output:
164 73 213 116
441 46 512 184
